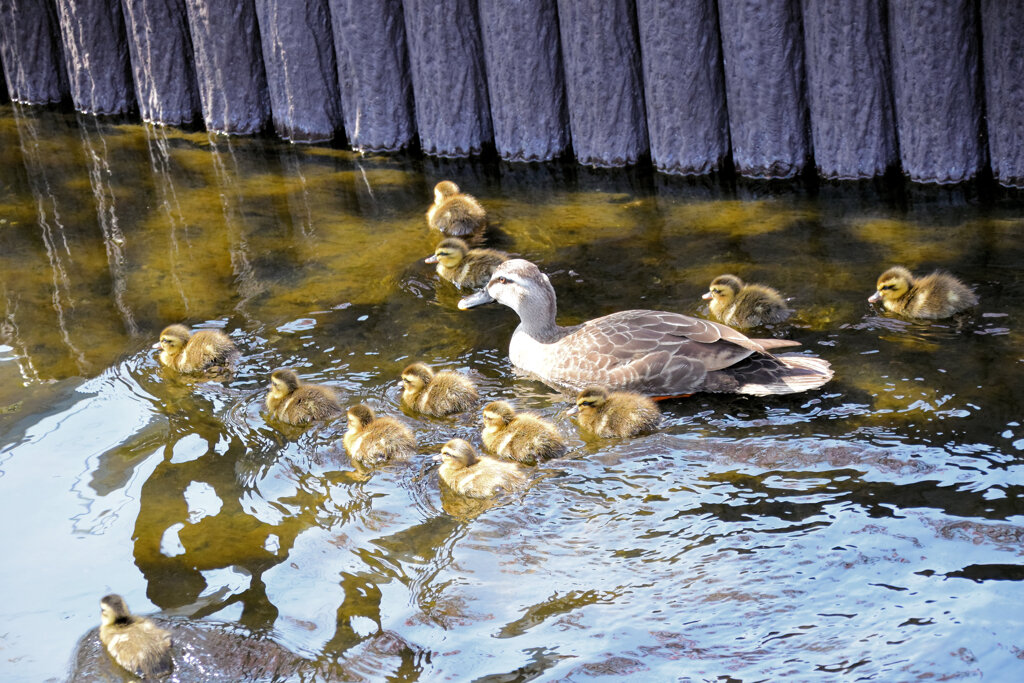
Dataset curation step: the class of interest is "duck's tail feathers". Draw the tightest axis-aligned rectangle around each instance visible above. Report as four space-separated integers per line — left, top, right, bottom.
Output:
706 354 833 396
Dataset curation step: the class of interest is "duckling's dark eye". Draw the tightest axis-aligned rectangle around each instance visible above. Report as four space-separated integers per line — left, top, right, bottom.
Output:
882 285 895 291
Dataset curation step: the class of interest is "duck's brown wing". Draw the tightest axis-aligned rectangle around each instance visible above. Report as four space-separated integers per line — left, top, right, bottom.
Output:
546 310 789 395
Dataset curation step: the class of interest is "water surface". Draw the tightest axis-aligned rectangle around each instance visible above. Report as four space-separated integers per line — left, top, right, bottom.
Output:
1 105 1023 681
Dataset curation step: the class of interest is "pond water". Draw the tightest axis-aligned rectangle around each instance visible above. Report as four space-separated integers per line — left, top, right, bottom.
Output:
1 104 1023 682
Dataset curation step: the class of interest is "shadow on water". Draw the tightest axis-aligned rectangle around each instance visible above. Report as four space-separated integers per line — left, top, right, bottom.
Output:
0 106 1023 681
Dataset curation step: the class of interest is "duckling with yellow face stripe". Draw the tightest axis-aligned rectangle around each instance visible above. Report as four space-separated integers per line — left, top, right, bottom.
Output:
426 237 509 289
400 362 478 417
426 180 486 238
265 369 343 426
868 266 978 319
99 594 172 679
573 386 661 438
154 323 239 375
343 404 417 468
433 438 528 498
702 274 791 328
481 400 566 464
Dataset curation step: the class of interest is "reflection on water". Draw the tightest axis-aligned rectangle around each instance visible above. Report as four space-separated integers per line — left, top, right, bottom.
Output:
1 104 1023 681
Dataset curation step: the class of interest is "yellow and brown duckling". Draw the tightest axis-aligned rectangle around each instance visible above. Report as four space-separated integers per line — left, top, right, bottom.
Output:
99 594 172 679
702 274 791 328
426 180 487 238
265 368 343 426
868 266 978 319
400 362 479 417
573 386 661 438
154 324 239 375
425 237 509 289
481 400 566 464
343 404 417 468
432 438 528 498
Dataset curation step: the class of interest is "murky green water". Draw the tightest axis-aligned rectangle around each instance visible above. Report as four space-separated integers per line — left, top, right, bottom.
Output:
1 104 1023 682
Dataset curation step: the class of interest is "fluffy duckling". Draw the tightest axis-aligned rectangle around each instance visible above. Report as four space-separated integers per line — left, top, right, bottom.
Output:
343 404 417 467
432 438 528 498
573 386 661 438
426 180 486 237
868 266 978 319
481 400 566 464
425 237 509 289
99 594 172 679
154 323 239 374
401 362 478 416
265 368 343 426
702 274 791 327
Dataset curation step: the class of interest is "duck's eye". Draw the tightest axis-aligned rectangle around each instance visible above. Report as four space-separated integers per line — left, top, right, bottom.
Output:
881 284 895 291
496 276 509 285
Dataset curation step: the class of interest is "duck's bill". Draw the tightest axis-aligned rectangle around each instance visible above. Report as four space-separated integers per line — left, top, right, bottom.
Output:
868 292 881 303
431 453 444 462
566 405 579 416
457 289 495 310
701 291 713 300
152 342 162 349
424 255 438 264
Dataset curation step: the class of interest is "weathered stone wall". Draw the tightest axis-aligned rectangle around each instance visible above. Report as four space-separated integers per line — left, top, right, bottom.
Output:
0 0 1020 187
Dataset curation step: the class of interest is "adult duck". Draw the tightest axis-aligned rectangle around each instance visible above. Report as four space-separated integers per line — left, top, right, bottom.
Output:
702 274 791 328
868 266 977 319
459 259 832 397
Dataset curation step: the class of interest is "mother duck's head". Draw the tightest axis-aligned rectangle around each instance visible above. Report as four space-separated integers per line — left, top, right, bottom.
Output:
457 259 553 315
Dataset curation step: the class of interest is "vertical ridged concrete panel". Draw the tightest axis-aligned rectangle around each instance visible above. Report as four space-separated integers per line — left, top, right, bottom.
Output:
557 0 648 167
254 0 341 143
327 0 415 152
478 0 568 162
980 0 1024 189
717 0 809 179
120 0 200 125
636 0 728 175
801 0 896 179
54 0 136 114
888 0 983 184
184 0 270 134
0 1 68 104
402 0 492 157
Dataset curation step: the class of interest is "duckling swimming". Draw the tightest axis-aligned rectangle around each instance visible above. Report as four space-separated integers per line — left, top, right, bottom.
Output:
426 180 486 238
481 400 566 464
432 438 528 498
154 324 239 375
702 274 791 327
99 594 172 679
343 404 417 467
401 362 478 416
573 386 661 438
868 266 978 319
265 369 343 426
426 237 509 289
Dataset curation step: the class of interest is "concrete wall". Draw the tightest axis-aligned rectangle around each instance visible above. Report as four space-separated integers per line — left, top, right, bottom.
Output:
0 0 1020 187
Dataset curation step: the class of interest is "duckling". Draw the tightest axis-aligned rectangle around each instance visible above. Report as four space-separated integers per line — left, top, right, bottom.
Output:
426 180 486 238
481 400 566 464
99 594 172 679
702 274 791 327
573 386 661 438
401 362 478 416
265 368 343 426
154 323 239 374
868 266 978 319
425 237 509 289
343 404 417 467
432 438 528 498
